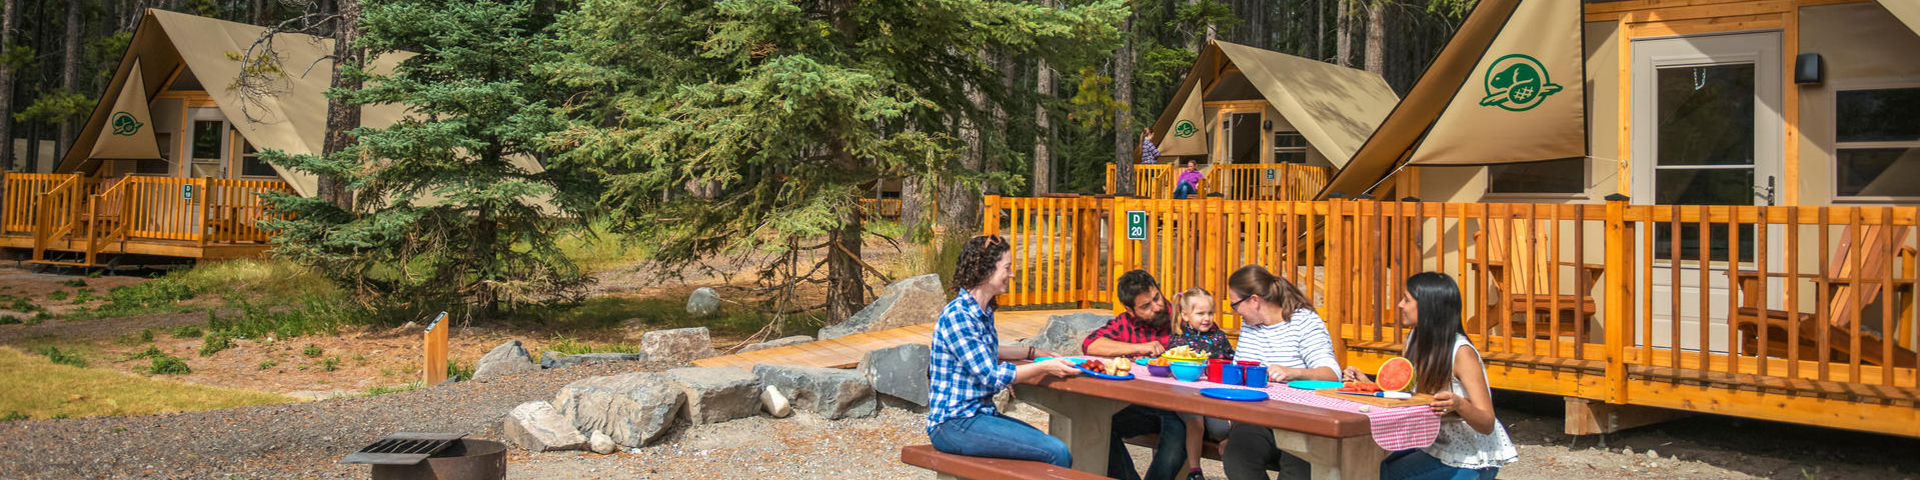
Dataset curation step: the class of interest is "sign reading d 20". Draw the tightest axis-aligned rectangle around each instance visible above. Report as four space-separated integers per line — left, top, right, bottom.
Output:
1126 210 1147 240
182 184 195 201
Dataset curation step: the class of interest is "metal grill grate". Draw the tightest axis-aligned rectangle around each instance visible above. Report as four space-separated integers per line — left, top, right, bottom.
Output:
339 432 466 465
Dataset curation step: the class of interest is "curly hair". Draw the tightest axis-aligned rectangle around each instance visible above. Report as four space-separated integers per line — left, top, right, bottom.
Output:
952 235 1011 291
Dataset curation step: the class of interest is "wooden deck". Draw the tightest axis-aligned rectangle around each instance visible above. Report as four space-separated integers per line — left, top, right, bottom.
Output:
693 308 1103 369
2 173 286 265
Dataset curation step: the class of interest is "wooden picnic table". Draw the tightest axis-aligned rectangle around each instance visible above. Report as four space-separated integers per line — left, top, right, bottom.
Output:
1010 361 1387 480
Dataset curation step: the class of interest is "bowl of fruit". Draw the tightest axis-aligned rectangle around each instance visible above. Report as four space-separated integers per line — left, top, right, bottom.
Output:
1145 358 1172 377
1160 345 1211 364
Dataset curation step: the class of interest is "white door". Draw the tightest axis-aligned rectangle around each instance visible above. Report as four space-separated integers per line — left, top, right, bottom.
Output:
1630 32 1783 355
184 108 228 179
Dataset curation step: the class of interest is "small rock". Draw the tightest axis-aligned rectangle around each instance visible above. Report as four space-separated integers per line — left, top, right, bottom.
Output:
1623 447 1633 456
502 401 588 452
473 340 540 381
543 352 645 369
588 431 616 455
762 385 792 418
686 287 721 316
1646 449 1658 459
641 327 716 364
738 335 814 353
552 373 686 448
818 274 946 340
665 367 762 424
752 364 878 420
859 343 931 409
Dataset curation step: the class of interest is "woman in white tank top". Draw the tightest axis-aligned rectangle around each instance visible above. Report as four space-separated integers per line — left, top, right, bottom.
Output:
1344 272 1516 480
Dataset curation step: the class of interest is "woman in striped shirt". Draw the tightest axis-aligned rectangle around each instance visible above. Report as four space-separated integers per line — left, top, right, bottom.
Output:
1220 264 1341 480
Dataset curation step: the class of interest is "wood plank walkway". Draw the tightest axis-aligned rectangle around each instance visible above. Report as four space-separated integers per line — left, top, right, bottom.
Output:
692 308 1106 369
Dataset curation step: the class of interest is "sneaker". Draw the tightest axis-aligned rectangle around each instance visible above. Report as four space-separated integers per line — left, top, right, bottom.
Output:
1185 470 1205 480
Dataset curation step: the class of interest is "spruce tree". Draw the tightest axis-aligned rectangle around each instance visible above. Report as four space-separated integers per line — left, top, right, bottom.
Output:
261 0 591 319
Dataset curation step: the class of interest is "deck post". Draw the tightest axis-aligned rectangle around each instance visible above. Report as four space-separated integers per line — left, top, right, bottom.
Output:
1109 196 1129 315
1326 194 1347 350
423 312 449 385
1603 194 1631 404
195 178 210 246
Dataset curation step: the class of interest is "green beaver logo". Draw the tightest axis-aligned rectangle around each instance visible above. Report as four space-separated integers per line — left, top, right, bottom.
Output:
1172 119 1198 138
110 111 144 136
1479 54 1562 112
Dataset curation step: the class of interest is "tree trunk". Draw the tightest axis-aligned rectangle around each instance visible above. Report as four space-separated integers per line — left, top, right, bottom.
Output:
988 51 1011 195
1364 1 1384 75
937 75 984 234
1032 56 1052 195
1112 14 1135 197
825 145 867 323
0 0 16 170
57 0 80 163
899 177 926 231
318 0 362 211
1335 0 1352 67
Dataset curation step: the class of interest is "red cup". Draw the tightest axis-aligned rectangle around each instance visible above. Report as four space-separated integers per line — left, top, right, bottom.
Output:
1235 360 1260 367
1205 359 1228 383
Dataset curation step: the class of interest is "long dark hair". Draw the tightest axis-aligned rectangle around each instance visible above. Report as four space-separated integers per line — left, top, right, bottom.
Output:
1227 265 1313 320
1402 272 1465 395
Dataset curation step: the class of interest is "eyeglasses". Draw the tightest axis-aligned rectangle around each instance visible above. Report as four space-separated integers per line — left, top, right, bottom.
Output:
1229 294 1254 311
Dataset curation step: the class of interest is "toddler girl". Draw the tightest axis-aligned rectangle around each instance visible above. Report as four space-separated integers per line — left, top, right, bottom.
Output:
1170 288 1231 480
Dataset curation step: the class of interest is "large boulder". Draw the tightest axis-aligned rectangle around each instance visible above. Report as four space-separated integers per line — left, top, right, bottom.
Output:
859 343 931 409
751 364 877 420
665 367 763 424
818 274 947 340
641 327 716 364
541 352 645 369
686 287 721 316
738 335 813 354
502 401 588 452
1012 312 1113 355
473 340 539 381
552 373 686 448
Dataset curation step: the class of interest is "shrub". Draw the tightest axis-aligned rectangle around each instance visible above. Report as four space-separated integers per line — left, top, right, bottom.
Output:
0 316 18 325
26 312 51 325
446 359 474 382
140 329 155 343
4 296 38 312
147 355 190 375
257 360 278 370
367 383 424 397
93 282 195 316
58 279 87 288
71 288 96 304
35 346 86 368
46 291 69 301
0 411 26 422
321 357 340 372
126 346 165 361
199 334 233 357
302 344 323 357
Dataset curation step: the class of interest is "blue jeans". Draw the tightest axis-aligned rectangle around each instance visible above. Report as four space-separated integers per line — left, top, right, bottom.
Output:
1380 449 1498 480
1173 182 1197 199
930 413 1073 468
1109 405 1188 480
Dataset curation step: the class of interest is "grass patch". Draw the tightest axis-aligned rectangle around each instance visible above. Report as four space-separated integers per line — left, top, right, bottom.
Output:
446 359 474 382
554 221 653 274
58 279 88 288
169 325 203 338
543 333 641 356
0 411 25 422
198 333 233 357
320 357 340 372
71 288 97 304
0 316 18 325
0 346 291 419
125 346 165 361
66 282 196 319
521 295 801 338
367 383 423 397
147 354 191 375
35 345 87 368
258 360 278 370
2 295 41 313
46 290 69 301
303 344 323 357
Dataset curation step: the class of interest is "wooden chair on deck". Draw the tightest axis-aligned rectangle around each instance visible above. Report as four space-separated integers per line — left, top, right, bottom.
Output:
1733 225 1917 368
1470 217 1606 340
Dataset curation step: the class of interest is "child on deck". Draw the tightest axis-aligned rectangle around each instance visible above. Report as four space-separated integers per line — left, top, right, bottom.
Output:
1173 160 1204 199
1345 272 1516 480
1170 288 1232 480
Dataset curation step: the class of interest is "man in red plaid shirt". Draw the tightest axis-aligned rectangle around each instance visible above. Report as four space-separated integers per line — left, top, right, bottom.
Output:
1081 270 1186 480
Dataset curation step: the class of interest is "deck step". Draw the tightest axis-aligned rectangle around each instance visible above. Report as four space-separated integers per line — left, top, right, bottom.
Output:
27 259 95 267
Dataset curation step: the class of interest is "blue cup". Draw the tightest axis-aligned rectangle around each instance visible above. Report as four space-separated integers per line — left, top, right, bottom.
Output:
1245 365 1268 388
1221 363 1244 385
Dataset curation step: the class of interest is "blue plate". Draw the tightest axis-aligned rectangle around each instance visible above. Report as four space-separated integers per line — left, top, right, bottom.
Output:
1074 364 1135 380
1286 380 1345 390
1134 357 1152 365
1199 388 1269 402
1034 357 1088 365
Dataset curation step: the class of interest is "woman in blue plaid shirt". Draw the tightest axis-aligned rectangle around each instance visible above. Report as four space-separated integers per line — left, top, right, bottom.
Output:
927 235 1083 466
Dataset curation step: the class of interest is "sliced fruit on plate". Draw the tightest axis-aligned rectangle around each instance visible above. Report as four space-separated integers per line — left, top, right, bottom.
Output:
1376 357 1415 392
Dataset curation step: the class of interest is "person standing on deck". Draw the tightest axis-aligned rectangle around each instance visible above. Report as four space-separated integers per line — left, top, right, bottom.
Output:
1082 269 1189 480
1141 129 1161 165
927 235 1082 466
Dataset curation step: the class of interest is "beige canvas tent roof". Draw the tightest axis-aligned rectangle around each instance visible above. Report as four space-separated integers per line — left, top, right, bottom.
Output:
1147 40 1399 169
57 9 543 199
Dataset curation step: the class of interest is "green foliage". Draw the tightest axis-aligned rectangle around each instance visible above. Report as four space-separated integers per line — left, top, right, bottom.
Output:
46 291 69 301
320 357 340 372
2 295 40 312
257 360 278 370
58 279 88 288
259 1 592 319
71 288 97 304
89 282 196 317
12 88 93 124
446 359 473 382
27 312 51 325
198 333 233 357
206 298 367 341
303 344 323 358
367 383 423 397
147 355 191 375
0 316 17 325
543 334 640 356
35 346 86 368
0 411 25 422
169 325 204 338
140 329 156 343
126 346 165 361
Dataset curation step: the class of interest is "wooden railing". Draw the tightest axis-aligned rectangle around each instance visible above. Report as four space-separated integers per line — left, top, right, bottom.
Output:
857 198 902 218
1 173 292 259
1104 163 1331 201
988 194 1920 436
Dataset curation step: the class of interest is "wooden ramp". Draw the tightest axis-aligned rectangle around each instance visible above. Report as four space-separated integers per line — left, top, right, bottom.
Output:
693 308 1106 369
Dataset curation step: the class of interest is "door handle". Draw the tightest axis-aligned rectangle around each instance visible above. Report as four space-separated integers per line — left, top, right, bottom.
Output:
1755 175 1776 206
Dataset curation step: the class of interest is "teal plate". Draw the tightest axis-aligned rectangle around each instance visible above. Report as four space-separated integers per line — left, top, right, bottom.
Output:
1285 380 1345 390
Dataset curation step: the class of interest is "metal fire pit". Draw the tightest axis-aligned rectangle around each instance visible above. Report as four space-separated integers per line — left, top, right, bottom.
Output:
341 433 507 480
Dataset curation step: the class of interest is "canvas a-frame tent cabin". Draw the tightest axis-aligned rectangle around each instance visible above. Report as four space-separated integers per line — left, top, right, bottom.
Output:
1109 40 1399 200
1306 0 1920 436
0 9 547 267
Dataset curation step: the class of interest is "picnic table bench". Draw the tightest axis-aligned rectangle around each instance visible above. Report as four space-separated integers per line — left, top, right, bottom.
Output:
899 444 1106 480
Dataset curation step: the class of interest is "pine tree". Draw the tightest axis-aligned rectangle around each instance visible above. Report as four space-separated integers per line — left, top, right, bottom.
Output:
260 0 591 319
545 0 1123 322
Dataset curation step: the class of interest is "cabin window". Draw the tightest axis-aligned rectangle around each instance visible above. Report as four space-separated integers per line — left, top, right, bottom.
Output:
239 140 275 177
1272 132 1307 164
1834 87 1920 198
1486 158 1585 194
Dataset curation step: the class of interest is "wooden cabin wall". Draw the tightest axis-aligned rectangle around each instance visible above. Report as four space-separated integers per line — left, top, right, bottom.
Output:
1796 3 1920 207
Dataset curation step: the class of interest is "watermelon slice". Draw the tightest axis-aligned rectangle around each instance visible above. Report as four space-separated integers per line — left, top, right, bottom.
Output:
1376 357 1415 392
